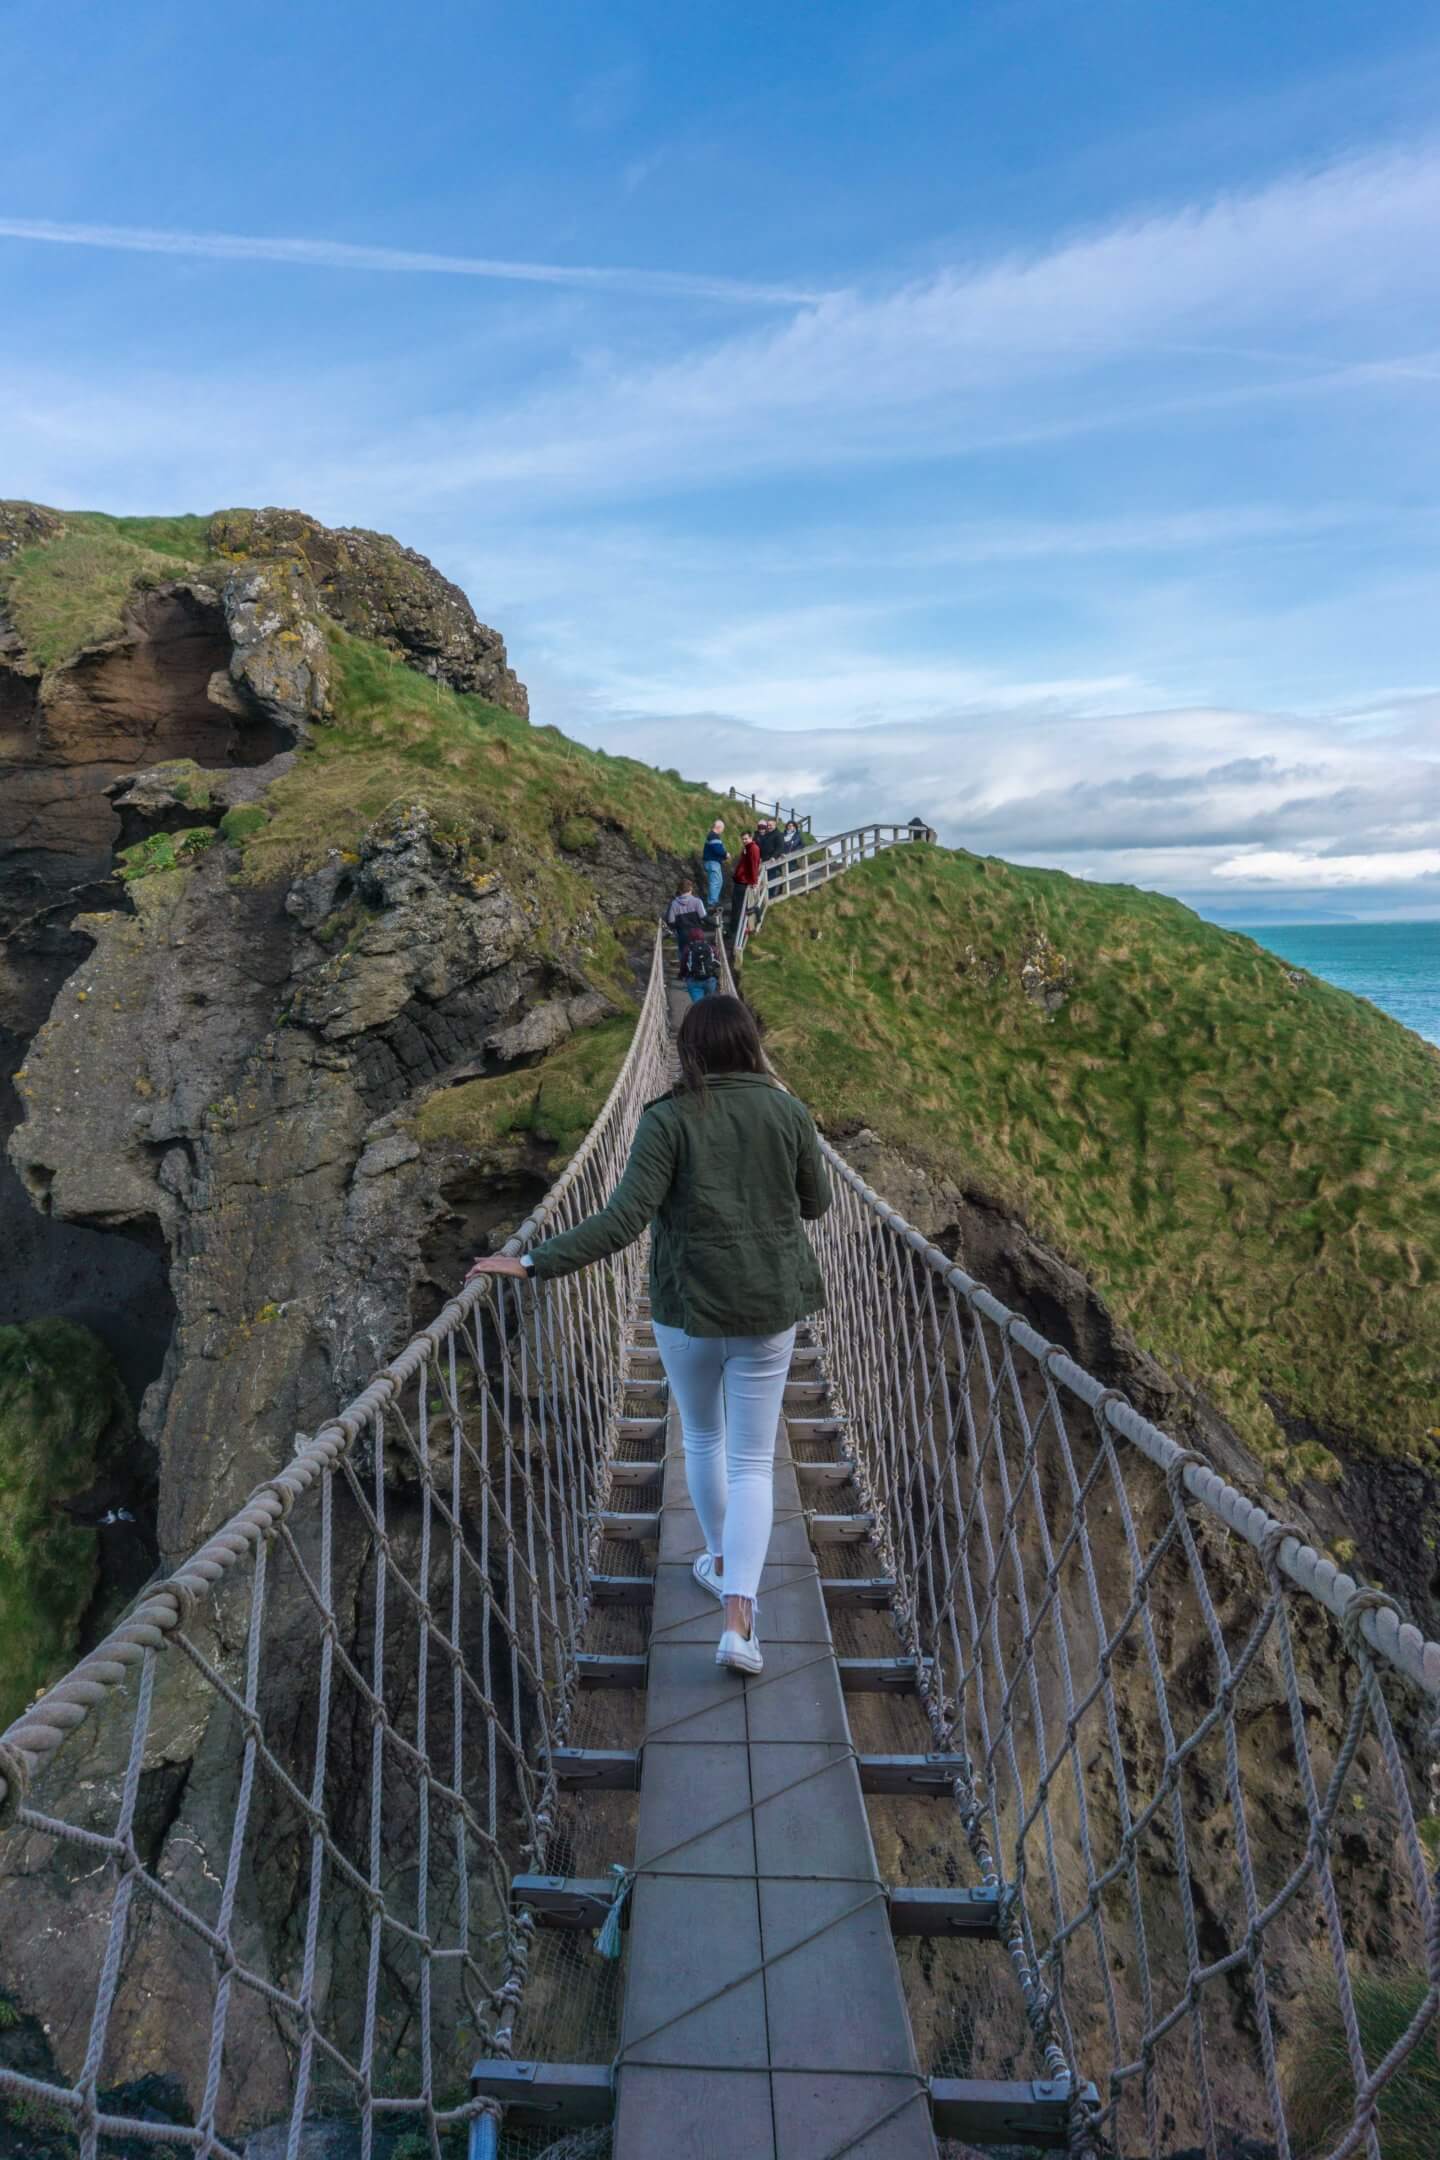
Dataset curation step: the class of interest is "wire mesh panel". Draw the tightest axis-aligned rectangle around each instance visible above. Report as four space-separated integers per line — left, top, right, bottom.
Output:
809 1157 1440 2160
0 941 672 2160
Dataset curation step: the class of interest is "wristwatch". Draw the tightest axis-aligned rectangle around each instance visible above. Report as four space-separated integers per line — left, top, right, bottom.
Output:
520 1253 535 1276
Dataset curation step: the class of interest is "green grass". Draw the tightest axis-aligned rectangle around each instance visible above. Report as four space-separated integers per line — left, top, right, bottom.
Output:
416 1014 635 1167
0 1320 133 1730
65 510 212 560
0 529 202 669
117 827 218 881
745 845 1440 1471
0 511 241 671
241 628 735 875
234 629 736 998
1285 1970 1440 2160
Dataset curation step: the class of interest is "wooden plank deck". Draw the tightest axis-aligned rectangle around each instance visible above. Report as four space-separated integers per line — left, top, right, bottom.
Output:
612 1376 936 2158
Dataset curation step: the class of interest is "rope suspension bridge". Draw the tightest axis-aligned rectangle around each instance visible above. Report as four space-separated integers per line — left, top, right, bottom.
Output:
1 819 1436 2160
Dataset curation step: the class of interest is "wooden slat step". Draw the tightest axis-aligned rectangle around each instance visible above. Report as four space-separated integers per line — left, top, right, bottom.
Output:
597 1509 661 1540
821 1575 894 1608
787 1415 841 1436
888 1885 1003 1936
511 1875 623 1929
622 1375 667 1391
783 1381 827 1401
470 2061 612 2130
809 1512 875 1542
576 1652 647 1688
616 1416 665 1441
858 1754 965 1796
794 1459 852 1490
590 1574 654 1605
551 1747 640 1790
929 2077 1095 2149
609 1459 662 1487
838 1656 929 1692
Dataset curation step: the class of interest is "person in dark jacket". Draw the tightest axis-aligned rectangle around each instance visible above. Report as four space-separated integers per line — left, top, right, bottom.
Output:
701 820 728 908
664 878 705 969
676 910 721 1001
467 996 832 1676
780 820 802 854
728 830 762 945
757 817 786 891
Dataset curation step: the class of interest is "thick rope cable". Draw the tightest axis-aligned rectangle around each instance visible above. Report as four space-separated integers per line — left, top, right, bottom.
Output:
3 851 1437 2160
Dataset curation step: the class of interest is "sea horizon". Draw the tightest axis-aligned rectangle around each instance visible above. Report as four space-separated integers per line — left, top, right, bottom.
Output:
1232 918 1440 1048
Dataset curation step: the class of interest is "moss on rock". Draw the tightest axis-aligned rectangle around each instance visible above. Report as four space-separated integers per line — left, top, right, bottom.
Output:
0 1320 133 1728
117 826 219 882
416 1015 634 1169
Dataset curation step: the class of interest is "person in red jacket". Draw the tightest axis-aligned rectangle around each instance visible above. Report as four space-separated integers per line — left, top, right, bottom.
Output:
728 829 762 945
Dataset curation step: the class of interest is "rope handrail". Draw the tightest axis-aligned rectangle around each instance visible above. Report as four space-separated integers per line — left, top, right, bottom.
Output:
3 858 1437 2159
734 817 935 957
0 928 675 2158
718 937 1440 2160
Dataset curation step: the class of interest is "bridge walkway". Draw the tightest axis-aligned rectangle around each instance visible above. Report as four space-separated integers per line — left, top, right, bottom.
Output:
607 960 934 2152
611 1334 935 2156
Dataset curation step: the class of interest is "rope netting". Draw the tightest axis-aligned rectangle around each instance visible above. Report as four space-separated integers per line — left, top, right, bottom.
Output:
806 1149 1440 2160
0 936 671 2160
5 872 1439 2160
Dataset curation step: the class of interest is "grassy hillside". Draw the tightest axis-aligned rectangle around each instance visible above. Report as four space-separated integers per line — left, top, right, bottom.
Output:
243 627 733 885
0 512 222 667
743 844 1440 1474
1 509 737 1003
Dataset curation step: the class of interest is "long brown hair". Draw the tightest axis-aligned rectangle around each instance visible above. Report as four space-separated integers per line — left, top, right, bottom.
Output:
676 995 768 1100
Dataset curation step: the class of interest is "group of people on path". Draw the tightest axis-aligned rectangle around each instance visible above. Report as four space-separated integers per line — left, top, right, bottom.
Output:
667 812 810 1000
701 813 807 943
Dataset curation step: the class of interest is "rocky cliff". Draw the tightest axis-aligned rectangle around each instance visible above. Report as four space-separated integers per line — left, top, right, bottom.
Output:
0 505 732 2041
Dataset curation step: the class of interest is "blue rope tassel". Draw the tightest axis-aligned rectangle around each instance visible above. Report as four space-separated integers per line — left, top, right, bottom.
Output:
595 1863 633 1959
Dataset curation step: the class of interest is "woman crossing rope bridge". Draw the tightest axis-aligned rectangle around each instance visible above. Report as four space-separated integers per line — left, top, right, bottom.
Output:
0 821 1436 2160
469 995 832 1674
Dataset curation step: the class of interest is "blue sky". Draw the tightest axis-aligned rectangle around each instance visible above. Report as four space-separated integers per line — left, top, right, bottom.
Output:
4 0 1439 921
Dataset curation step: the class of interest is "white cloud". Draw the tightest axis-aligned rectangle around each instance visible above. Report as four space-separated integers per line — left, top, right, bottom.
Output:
338 142 1440 506
1213 847 1440 885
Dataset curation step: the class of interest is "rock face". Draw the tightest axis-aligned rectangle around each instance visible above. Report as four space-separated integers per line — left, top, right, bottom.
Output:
0 500 530 1401
209 507 528 714
0 512 663 2131
0 527 294 1398
0 786 676 2125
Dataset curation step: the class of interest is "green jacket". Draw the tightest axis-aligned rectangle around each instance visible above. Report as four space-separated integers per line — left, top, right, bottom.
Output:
528 1073 832 1335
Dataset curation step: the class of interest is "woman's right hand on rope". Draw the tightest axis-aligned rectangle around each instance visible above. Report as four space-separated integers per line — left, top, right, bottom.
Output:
465 1254 529 1282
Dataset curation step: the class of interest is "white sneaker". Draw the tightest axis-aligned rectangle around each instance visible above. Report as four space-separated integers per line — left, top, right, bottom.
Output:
693 1552 725 1604
716 1616 763 1676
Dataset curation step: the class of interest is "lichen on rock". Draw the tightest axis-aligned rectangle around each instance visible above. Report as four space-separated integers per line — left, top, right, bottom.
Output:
209 505 528 715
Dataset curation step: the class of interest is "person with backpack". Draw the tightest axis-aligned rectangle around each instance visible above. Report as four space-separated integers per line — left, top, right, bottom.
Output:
665 878 706 970
466 995 833 1675
677 910 721 1001
728 830 762 945
701 820 728 908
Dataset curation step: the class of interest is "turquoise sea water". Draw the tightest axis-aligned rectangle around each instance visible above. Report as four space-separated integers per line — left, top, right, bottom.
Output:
1234 921 1440 1046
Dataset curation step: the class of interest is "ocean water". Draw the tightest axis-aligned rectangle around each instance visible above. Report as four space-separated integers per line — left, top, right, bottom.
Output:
1234 921 1440 1047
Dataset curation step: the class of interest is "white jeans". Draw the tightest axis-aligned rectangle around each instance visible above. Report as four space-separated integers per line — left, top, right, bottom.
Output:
652 1322 796 1600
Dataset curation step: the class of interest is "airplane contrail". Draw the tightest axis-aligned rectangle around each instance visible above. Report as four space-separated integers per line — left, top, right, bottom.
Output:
0 215 829 307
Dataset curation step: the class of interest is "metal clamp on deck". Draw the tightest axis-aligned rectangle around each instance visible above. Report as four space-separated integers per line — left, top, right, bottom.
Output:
929 2076 1099 2149
470 2060 613 2131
